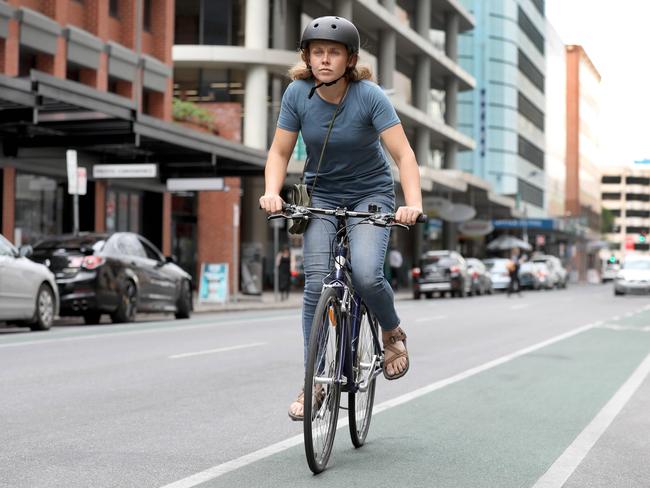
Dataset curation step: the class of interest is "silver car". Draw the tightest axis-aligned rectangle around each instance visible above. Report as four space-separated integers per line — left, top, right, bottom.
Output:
614 256 650 296
0 234 59 330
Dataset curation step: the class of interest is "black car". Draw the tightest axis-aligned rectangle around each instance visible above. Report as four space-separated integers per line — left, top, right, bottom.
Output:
29 232 192 324
412 250 471 299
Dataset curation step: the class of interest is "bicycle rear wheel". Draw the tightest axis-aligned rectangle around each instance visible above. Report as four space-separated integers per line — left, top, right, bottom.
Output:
348 303 378 447
304 287 342 474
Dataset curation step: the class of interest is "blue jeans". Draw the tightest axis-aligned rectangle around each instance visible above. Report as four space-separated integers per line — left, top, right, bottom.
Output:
301 192 399 365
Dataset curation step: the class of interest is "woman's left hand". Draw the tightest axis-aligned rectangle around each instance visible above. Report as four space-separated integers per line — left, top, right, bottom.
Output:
394 205 423 225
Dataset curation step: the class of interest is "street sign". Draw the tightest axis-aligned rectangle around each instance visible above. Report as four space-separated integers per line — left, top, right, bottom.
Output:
166 178 225 191
93 164 158 179
66 149 78 195
76 167 87 195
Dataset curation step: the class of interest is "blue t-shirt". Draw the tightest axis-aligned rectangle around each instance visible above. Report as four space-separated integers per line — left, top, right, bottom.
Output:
277 79 400 199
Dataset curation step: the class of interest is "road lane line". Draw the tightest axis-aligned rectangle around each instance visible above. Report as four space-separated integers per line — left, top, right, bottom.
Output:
0 314 298 349
169 342 266 359
157 319 604 488
415 315 448 323
532 352 650 488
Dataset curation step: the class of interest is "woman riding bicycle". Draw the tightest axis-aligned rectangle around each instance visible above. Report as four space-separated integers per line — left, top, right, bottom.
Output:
258 16 423 421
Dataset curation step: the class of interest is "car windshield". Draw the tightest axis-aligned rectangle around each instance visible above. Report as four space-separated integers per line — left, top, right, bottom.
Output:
484 260 508 271
623 260 650 270
34 236 106 253
422 256 456 267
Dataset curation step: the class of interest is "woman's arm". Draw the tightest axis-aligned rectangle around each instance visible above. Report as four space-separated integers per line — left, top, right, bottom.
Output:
380 123 423 225
259 128 299 213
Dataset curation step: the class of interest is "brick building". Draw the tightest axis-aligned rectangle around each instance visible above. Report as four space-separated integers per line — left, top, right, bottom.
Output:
0 0 265 293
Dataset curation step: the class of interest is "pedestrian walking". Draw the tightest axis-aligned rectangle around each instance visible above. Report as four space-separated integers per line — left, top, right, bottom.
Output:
507 247 524 297
389 248 403 290
276 246 291 300
259 16 423 421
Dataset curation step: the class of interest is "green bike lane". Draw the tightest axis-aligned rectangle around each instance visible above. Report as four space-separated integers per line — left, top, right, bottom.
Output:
161 309 650 488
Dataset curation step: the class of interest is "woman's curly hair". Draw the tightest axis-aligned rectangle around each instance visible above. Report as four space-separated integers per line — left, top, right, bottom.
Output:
288 45 374 82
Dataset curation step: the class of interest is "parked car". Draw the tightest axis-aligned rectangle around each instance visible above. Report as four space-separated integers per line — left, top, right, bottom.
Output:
614 256 650 296
483 258 511 291
519 261 553 290
0 233 59 330
532 254 568 288
412 250 471 299
466 258 493 295
28 232 192 324
602 259 620 282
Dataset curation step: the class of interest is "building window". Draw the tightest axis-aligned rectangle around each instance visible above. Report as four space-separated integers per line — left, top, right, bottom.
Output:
517 6 544 55
106 189 142 233
626 210 649 218
518 135 544 169
601 175 621 184
518 92 545 131
531 0 545 15
626 193 650 202
601 193 621 200
143 0 152 32
626 226 649 234
14 174 64 246
609 209 622 217
518 178 544 208
109 0 119 18
518 49 544 93
174 0 244 46
626 176 650 185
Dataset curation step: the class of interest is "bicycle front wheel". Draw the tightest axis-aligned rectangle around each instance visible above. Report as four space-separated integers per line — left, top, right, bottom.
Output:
304 287 342 474
348 303 378 447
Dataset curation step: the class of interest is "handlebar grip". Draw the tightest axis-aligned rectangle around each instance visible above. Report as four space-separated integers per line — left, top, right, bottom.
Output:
416 213 428 223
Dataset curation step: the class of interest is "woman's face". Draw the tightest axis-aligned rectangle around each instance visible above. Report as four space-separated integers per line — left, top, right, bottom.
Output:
308 40 355 83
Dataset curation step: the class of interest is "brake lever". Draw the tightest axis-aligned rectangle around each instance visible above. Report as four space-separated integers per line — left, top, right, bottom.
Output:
388 222 409 230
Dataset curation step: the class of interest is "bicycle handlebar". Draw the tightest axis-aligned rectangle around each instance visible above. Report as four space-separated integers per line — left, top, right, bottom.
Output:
267 203 427 229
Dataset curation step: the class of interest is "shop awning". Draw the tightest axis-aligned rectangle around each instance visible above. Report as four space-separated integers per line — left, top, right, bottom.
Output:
0 71 267 177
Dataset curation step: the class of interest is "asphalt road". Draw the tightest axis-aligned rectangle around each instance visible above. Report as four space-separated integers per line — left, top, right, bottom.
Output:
1 284 649 488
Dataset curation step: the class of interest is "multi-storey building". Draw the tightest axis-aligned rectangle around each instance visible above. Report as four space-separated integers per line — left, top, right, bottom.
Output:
0 0 266 291
601 166 650 253
457 0 547 217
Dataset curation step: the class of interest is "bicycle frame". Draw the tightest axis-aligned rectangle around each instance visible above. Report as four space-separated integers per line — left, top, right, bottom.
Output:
320 214 383 395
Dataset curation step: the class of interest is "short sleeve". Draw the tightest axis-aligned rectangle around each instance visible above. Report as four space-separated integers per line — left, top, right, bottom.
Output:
277 82 301 132
368 83 400 133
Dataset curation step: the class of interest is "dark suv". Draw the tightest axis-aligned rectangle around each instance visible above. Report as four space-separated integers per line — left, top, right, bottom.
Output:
412 250 470 299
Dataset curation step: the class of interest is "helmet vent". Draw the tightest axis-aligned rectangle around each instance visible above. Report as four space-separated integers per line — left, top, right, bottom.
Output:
314 23 319 28
331 24 337 28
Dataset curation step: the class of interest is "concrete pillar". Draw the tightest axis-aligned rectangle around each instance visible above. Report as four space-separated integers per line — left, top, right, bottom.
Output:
334 0 353 19
2 166 15 243
244 0 269 149
415 0 431 37
445 12 459 61
444 77 458 169
378 30 395 89
415 125 430 168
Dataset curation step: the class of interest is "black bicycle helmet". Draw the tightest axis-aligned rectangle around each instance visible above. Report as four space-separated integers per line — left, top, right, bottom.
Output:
300 16 360 54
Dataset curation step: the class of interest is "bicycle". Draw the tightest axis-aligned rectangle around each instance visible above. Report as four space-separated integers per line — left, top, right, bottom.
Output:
269 202 425 473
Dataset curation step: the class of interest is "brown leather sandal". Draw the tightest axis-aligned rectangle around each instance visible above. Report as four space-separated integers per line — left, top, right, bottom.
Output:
288 390 305 421
382 326 410 380
287 386 326 421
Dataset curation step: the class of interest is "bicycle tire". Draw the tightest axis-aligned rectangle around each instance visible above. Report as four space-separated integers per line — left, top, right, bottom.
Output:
348 303 378 447
304 287 342 474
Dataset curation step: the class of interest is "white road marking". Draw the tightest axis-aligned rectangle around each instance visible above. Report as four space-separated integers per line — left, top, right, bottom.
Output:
415 315 448 323
169 342 266 359
157 319 605 488
510 303 529 310
532 352 650 488
0 314 298 349
597 324 650 332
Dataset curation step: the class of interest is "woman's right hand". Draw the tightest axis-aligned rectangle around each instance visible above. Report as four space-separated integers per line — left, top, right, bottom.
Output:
259 193 285 214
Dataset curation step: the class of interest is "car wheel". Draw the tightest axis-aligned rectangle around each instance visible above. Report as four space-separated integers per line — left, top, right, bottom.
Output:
175 280 192 319
425 292 433 299
83 312 102 325
614 289 624 296
29 283 55 331
459 285 467 298
413 292 421 300
111 280 137 323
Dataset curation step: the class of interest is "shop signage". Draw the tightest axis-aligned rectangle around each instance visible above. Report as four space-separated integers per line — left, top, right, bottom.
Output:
493 219 554 230
459 219 494 237
166 178 225 192
66 150 87 195
198 263 229 304
93 164 158 179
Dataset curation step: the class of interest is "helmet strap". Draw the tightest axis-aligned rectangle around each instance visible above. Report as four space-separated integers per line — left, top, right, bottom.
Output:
308 73 346 99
